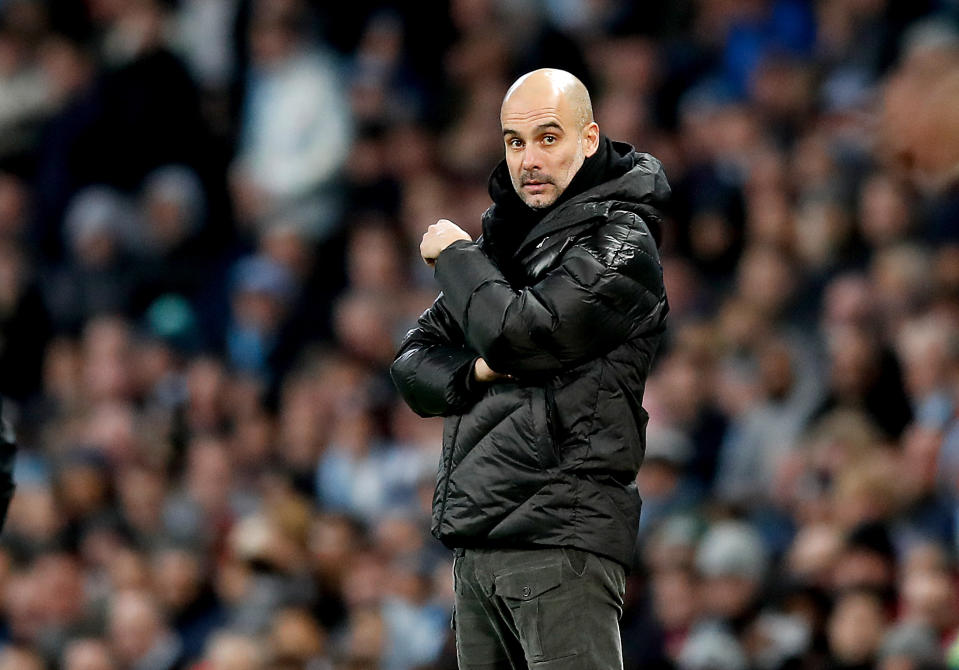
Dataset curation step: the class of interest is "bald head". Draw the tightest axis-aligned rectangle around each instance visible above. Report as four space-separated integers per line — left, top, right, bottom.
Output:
500 69 600 208
502 69 594 131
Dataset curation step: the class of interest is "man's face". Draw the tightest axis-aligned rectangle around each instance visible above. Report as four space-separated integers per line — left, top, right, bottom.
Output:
501 94 597 209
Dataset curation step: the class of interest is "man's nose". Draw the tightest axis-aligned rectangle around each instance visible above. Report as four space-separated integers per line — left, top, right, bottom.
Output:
521 146 542 171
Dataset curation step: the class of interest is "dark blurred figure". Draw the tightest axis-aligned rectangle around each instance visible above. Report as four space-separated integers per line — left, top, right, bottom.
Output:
41 186 137 333
151 543 227 664
813 325 913 439
129 165 216 315
108 589 186 670
0 239 51 401
32 2 213 263
0 397 17 531
31 33 102 261
92 0 210 190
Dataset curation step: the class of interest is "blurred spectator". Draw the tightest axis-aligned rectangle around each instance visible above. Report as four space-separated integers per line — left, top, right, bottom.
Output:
0 19 52 161
225 254 298 382
108 588 186 670
63 637 118 670
231 0 351 238
0 238 51 401
694 520 768 625
678 623 748 670
878 622 943 670
268 606 329 669
0 645 45 670
130 165 212 312
826 587 889 668
713 336 823 506
43 186 137 332
151 544 226 663
173 0 242 94
198 630 266 670
637 424 701 536
92 0 210 191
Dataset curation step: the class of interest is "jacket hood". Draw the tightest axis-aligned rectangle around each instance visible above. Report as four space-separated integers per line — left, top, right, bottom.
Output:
565 140 671 208
486 141 671 255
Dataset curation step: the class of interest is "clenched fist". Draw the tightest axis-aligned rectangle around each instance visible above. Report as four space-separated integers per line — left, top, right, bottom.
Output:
420 219 471 267
474 357 511 383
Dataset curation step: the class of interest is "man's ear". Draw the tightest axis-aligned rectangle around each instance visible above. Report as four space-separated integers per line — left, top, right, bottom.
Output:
583 122 600 157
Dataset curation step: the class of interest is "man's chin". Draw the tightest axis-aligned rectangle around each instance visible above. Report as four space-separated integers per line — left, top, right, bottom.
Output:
519 192 558 209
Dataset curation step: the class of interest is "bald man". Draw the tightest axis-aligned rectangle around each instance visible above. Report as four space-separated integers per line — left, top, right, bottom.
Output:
392 69 670 669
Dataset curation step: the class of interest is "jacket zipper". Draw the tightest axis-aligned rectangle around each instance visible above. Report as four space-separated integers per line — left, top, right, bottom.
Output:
544 384 558 463
436 415 463 531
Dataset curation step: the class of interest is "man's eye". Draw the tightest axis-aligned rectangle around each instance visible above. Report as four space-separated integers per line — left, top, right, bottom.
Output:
543 135 556 144
508 139 523 149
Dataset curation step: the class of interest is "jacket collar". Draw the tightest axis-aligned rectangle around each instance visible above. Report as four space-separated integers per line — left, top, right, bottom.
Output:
513 149 671 255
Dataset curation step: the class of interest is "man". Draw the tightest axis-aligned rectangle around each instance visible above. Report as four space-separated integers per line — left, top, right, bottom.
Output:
391 68 669 669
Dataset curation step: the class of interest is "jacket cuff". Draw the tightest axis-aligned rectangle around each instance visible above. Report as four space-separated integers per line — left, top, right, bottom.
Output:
461 356 482 394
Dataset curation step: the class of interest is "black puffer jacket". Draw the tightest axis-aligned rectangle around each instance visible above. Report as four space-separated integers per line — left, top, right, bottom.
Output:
391 145 669 567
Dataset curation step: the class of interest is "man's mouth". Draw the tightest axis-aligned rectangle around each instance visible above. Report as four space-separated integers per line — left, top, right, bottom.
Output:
522 180 551 192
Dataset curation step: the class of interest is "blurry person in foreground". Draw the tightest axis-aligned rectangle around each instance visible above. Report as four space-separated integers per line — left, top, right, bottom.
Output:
0 396 16 531
392 68 669 668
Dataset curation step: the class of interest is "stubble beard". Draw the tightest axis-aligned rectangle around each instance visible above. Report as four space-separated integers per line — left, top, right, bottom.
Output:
515 172 557 209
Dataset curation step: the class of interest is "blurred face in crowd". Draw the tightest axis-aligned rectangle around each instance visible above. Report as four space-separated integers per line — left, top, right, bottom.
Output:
700 573 759 620
0 174 27 238
827 590 887 665
33 552 85 625
827 327 879 399
249 13 299 67
186 436 234 514
4 484 61 545
652 568 700 633
0 647 44 670
63 638 117 670
310 515 360 580
902 569 958 633
345 606 386 663
270 608 327 666
204 633 264 670
786 523 843 586
109 590 165 665
116 465 165 534
501 69 600 209
58 459 110 520
152 547 203 613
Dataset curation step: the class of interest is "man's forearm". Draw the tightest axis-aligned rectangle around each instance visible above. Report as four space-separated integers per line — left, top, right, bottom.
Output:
432 221 666 376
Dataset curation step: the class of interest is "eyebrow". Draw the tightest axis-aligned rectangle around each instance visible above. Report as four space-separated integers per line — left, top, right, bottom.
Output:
502 122 564 137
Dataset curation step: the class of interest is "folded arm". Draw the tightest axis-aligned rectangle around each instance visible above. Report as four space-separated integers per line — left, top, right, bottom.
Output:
390 294 486 417
433 214 667 376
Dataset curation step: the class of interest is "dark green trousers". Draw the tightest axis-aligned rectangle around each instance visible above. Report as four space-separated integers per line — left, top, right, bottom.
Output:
452 546 626 669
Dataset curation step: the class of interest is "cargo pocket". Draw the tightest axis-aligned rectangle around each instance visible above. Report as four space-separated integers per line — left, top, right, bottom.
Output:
494 562 578 662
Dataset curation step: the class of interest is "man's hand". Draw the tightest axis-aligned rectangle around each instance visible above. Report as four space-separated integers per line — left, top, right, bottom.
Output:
474 357 510 383
420 219 471 267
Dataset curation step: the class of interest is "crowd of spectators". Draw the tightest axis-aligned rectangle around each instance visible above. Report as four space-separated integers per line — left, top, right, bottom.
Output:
0 0 957 668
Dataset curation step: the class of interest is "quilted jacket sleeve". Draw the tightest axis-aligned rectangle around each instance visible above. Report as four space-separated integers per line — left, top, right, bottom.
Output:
433 211 667 376
390 293 485 417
